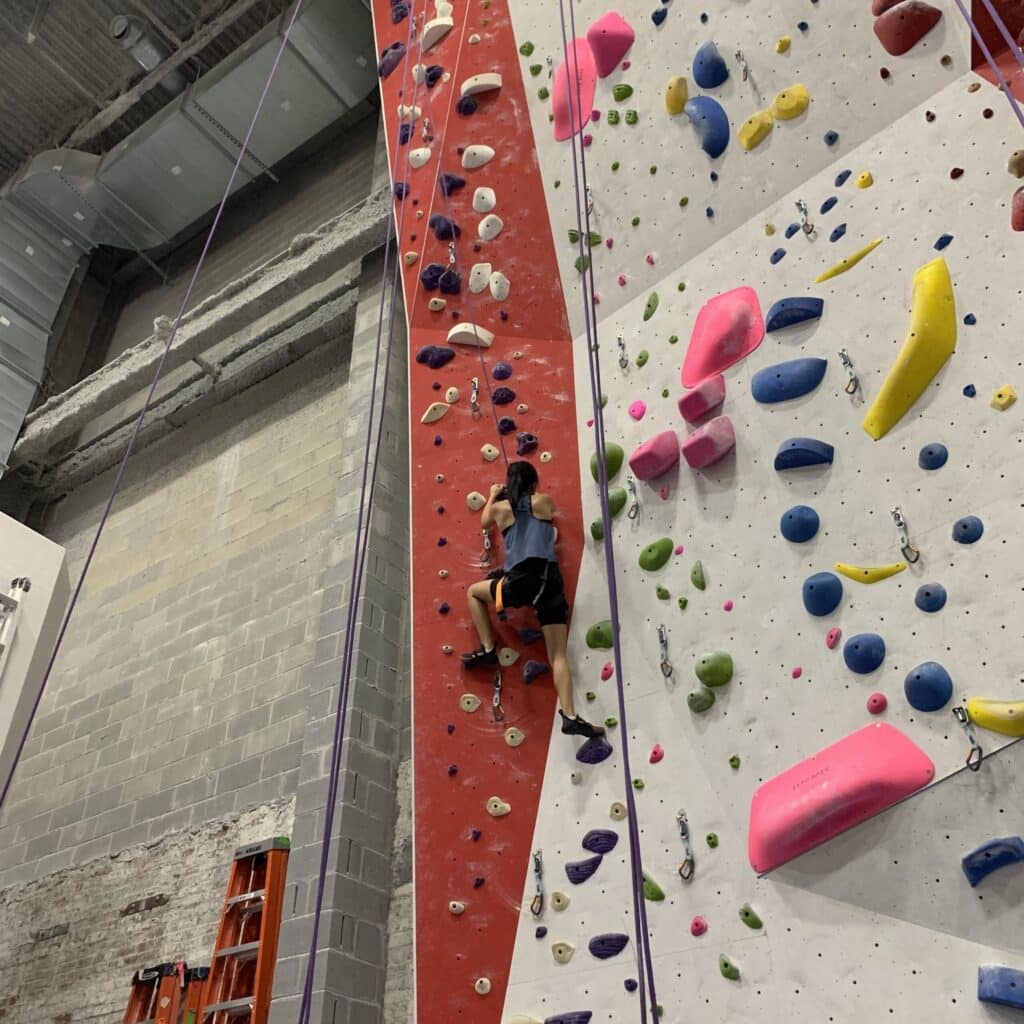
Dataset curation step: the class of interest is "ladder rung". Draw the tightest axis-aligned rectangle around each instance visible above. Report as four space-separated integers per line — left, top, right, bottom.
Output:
204 997 252 1018
226 889 265 908
214 941 260 963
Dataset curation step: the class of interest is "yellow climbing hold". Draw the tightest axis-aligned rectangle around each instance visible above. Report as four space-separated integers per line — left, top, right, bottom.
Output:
776 35 791 53
862 257 957 440
764 223 776 236
991 384 1017 410
856 170 874 189
834 561 907 583
665 75 688 115
967 697 1024 737
771 83 810 120
739 109 774 151
814 237 883 283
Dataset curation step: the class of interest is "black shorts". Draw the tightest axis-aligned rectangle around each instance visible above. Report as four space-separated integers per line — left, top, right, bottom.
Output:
489 558 568 627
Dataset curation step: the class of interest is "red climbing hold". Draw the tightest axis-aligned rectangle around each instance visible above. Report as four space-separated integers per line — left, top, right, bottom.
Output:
552 39 597 141
1012 186 1024 232
873 1 942 57
871 0 903 13
586 11 635 78
879 67 891 79
950 167 964 179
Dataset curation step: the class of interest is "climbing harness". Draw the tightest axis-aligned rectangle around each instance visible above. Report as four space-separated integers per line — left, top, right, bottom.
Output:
657 625 673 678
626 476 640 520
470 376 481 416
735 49 749 82
618 334 628 370
838 348 860 396
530 850 545 916
676 809 695 881
890 506 920 563
795 199 814 238
952 706 984 771
492 669 505 723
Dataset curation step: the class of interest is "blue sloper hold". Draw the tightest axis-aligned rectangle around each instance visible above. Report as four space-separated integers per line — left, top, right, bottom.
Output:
918 443 948 469
914 583 947 613
963 384 977 397
820 196 838 214
546 1014 594 1024
978 966 1024 1010
565 854 603 884
751 357 828 404
904 661 952 711
765 296 824 332
953 515 984 544
934 233 954 251
835 169 852 187
439 172 465 196
843 633 886 674
420 263 445 290
498 416 516 434
780 505 820 543
415 345 455 369
589 934 630 959
784 222 801 239
456 95 478 116
429 214 460 240
378 41 406 78
961 836 1024 887
683 95 730 157
652 7 667 25
774 437 834 470
577 734 613 763
693 41 729 88
492 386 516 405
770 248 786 264
829 223 847 243
582 829 619 854
802 572 843 616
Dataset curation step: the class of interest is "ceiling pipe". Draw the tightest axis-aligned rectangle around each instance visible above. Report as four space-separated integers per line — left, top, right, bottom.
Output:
109 14 188 97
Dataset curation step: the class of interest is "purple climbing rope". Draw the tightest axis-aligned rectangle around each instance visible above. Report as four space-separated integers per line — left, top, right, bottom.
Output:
974 0 1024 73
553 6 660 1023
0 0 309 815
951 0 1024 130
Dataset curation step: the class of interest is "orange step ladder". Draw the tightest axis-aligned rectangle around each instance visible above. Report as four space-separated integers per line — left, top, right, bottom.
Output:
181 966 210 1024
200 836 290 1023
122 961 186 1024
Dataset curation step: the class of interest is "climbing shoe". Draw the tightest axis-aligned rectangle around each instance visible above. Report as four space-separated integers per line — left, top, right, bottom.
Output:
461 645 499 668
560 711 606 738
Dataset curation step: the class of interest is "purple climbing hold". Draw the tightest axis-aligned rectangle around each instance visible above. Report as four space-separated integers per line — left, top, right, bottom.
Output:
536 925 548 938
398 123 412 145
770 248 786 264
581 829 619 854
588 933 629 959
523 659 549 682
576 734 613 764
498 416 516 435
492 386 516 405
652 7 667 25
437 537 447 546
829 223 847 243
520 626 544 644
456 95 478 116
545 1015 593 1024
438 269 462 294
492 361 513 380
416 345 455 369
391 1 409 22
517 432 539 455
439 602 450 614
934 233 954 251
424 64 444 88
429 213 461 240
447 723 455 733
471 828 482 840
820 196 838 214
420 263 445 291
394 182 409 199
784 222 801 239
565 854 603 884
439 172 466 196
835 169 852 187
625 979 639 993
432 382 441 390
434 435 443 446
378 41 406 79
500 310 509 321
473 876 485 888
447 763 457 775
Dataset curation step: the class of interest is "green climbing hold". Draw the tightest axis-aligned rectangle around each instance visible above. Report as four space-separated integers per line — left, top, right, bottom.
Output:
643 292 659 322
519 41 535 56
633 777 644 790
607 109 620 125
574 255 590 273
677 597 688 610
538 87 550 100
586 620 614 649
656 1008 663 1019
706 832 719 848
738 903 762 929
687 688 715 713
568 229 579 244
643 873 665 901
586 690 596 701
590 443 624 483
612 83 634 102
600 394 608 408
656 585 670 600
590 520 604 541
690 561 706 590
668 334 678 344
611 161 620 171
729 754 741 770
529 64 542 76
608 486 628 518
605 716 618 728
636 349 649 368
719 954 740 981
677 281 687 292
679 196 689 207
661 388 670 398
649 165 657 175
625 109 638 125
639 537 673 571
695 651 733 688
553 179 560 188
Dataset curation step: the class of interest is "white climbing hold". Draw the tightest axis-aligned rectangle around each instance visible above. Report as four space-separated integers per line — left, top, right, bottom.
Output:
435 473 444 482
516 403 529 414
461 72 503 97
481 443 500 462
473 187 497 212
512 350 523 359
489 271 510 301
403 251 418 266
478 214 504 241
610 801 628 820
469 262 492 293
441 644 453 654
467 491 486 511
498 647 519 666
420 402 449 424
435 0 453 15
486 796 511 817
505 726 525 747
462 144 496 169
448 322 494 347
411 63 425 84
428 297 447 312
397 103 422 123
571 769 583 784
550 890 570 911
469 33 480 44
475 977 492 996
409 147 432 169
540 451 552 463
460 693 482 712
438 568 449 578
551 941 575 964
445 386 460 403
422 16 454 52
449 900 466 914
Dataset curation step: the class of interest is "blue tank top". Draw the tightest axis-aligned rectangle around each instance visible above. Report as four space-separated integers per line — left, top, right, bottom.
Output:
503 495 556 570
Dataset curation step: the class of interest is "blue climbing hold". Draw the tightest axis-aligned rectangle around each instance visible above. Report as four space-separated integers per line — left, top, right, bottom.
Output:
420 263 445 290
424 64 444 88
934 233 954 251
439 173 465 196
829 223 847 243
625 979 639 993
536 925 548 939
964 313 977 325
797 19 809 30
577 734 613 764
652 7 667 25
497 416 516 435
820 196 838 214
824 130 839 145
519 626 543 644
398 123 412 145
953 515 984 544
588 933 630 959
700 11 708 22
978 965 1024 1010
770 248 786 264
963 384 977 397
582 829 619 854
416 345 455 369
914 582 947 613
517 432 538 455
918 443 948 470
456 95 478 116
835 169 852 187
693 41 730 88
784 222 801 239
378 41 406 79
710 171 719 182
683 95 730 158
751 357 828 403
962 837 1024 887
706 206 714 218
802 572 843 616
843 633 886 674
546 1014 594 1024
765 296 824 332
780 505 820 543
438 269 462 294
428 213 460 239
492 361 513 380
904 661 953 711
774 437 834 470
566 854 603 884
492 386 516 405
393 182 409 199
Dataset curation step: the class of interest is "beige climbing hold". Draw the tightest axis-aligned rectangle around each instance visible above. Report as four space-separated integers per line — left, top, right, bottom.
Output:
551 941 575 964
411 63 426 84
856 170 873 189
438 568 449 578
1009 150 1024 178
540 451 552 463
516 403 529 414
776 35 791 53
462 144 496 170
475 977 492 995
478 214 504 241
481 443 501 462
461 73 503 97
421 402 449 424
428 297 447 312
486 796 511 817
738 109 773 150
489 271 510 301
505 726 525 747
550 890 570 911
991 384 1017 410
610 801 628 821
397 103 422 123
765 223 776 236
570 769 583 785
467 491 486 511
469 32 481 44
473 186 497 212
665 75 688 115
409 147 432 169
469 262 492 293
498 647 519 666
445 386 460 403
435 0 453 16
435 473 444 482
448 322 494 347
449 900 466 914
460 693 482 712
422 16 454 51
404 251 418 266
441 644 453 655
512 350 523 359
771 83 809 120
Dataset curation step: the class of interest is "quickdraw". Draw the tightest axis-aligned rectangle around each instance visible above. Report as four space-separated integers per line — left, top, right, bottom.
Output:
626 476 640 520
492 669 505 722
618 334 628 370
470 376 481 416
952 706 984 772
890 506 920 563
838 348 860 396
735 49 749 82
676 809 695 881
530 849 544 916
658 624 673 678
795 198 814 238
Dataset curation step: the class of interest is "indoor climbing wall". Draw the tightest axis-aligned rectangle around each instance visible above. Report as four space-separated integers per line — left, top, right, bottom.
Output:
373 0 1024 1020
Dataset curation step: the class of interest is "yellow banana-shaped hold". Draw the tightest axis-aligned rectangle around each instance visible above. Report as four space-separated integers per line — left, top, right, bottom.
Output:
834 561 906 583
814 237 883 283
966 697 1024 737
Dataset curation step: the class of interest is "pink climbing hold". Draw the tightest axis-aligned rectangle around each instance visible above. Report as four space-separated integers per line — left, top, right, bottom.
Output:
585 11 635 78
646 253 655 266
681 288 765 388
867 692 888 714
622 60 631 70
601 662 614 681
583 134 593 147
792 666 803 679
826 627 842 650
618 274 627 286
659 486 669 500
722 600 734 612
690 916 708 936
1012 186 1024 232
586 418 594 427
873 1 942 56
681 415 735 469
674 544 684 555
677 373 726 423
628 429 680 480
628 400 647 420
552 39 598 141
591 109 601 122
606 238 614 249
649 744 664 764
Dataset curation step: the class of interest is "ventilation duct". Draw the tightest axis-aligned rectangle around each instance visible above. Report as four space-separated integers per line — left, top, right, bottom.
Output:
0 0 376 474
109 15 189 98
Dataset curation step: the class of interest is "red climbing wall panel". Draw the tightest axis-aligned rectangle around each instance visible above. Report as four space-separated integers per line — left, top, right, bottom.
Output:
970 0 1024 101
372 0 582 1019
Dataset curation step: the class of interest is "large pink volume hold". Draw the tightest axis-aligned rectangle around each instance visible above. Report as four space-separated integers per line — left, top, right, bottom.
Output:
747 722 935 874
585 11 635 78
552 39 597 141
628 429 680 480
681 286 764 388
681 415 735 469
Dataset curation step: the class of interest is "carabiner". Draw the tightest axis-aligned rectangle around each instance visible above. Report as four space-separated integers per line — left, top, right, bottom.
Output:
530 849 544 916
795 198 814 238
658 624 673 678
952 706 983 772
676 809 695 881
626 477 640 520
478 528 492 568
470 376 481 416
890 505 920 563
447 240 457 266
618 334 628 370
735 49 749 82
838 348 860 396
492 669 505 723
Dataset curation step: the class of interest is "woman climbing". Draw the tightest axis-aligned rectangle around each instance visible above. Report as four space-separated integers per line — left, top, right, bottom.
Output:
461 460 605 739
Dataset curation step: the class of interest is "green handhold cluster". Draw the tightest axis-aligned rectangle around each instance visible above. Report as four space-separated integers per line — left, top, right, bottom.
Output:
568 229 602 247
590 443 624 482
625 109 639 125
738 903 763 930
636 349 649 368
706 832 719 848
612 83 634 102
643 873 665 901
643 292 659 322
690 560 706 590
607 110 620 125
586 620 614 649
529 64 542 76
687 688 715 713
695 651 733 687
519 41 535 56
719 954 740 981
639 537 673 571
729 754 741 770
656 585 670 600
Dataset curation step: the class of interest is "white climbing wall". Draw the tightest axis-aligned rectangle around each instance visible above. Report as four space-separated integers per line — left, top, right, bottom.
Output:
498 4 1024 1020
